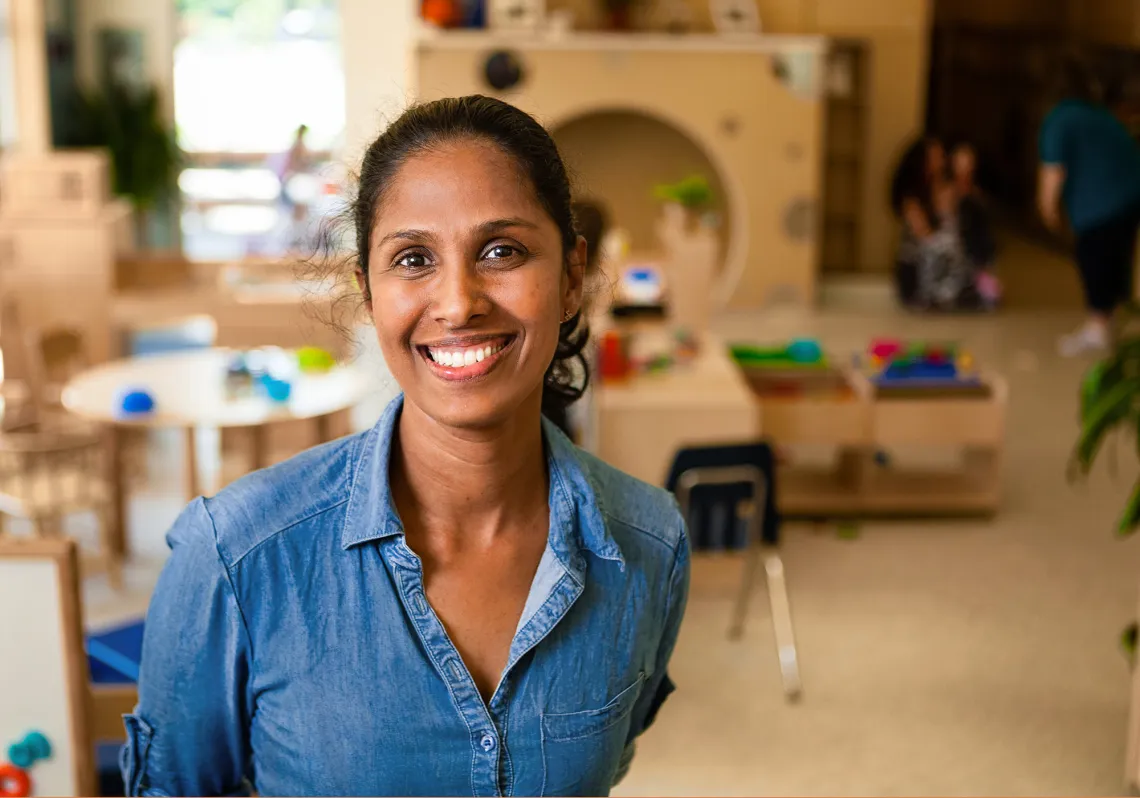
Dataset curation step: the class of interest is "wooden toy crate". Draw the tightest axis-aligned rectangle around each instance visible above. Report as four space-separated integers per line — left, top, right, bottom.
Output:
748 368 1008 517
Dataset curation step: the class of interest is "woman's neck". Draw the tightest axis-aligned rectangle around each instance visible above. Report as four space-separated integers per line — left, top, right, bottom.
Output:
391 396 549 550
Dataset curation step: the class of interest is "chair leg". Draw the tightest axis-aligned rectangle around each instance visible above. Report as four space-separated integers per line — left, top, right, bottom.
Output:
764 553 802 700
98 504 125 591
729 541 763 640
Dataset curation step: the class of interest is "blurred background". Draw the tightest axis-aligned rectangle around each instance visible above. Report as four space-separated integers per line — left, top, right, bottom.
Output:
4 0 1140 795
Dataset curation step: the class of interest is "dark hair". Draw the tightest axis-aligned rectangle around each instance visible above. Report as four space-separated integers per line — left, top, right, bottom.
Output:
327 95 588 434
1053 56 1099 104
889 136 942 229
571 200 609 272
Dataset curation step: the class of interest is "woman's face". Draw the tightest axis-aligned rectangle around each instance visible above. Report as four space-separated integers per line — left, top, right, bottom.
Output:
926 141 946 179
362 139 584 431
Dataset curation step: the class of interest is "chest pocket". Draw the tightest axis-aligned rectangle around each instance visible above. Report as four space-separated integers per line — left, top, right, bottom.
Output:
540 672 646 796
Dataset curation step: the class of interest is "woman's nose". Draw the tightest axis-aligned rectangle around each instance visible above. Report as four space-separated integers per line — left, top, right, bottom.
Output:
433 261 489 327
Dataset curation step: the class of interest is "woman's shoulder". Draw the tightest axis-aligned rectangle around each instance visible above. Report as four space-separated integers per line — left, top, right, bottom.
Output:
193 431 368 568
571 447 687 555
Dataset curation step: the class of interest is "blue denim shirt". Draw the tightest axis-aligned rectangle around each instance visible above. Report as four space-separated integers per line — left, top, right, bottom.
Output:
122 395 690 797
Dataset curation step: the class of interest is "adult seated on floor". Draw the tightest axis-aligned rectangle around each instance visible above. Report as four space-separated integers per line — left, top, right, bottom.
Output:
890 136 1000 312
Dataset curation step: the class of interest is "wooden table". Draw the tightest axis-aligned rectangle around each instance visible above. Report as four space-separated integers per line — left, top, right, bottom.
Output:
61 348 369 557
588 334 760 486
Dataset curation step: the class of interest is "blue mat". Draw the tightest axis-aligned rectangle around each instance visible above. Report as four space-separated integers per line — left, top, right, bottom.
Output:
87 620 144 684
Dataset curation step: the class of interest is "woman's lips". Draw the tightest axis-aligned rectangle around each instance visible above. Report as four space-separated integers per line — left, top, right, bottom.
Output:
417 336 515 381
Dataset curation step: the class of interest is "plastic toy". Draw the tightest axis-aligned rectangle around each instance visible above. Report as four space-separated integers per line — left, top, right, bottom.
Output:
0 764 30 798
598 330 631 382
1 731 50 798
865 340 980 388
869 338 902 360
296 346 336 374
729 339 827 370
786 338 823 363
7 733 50 770
259 375 292 403
117 388 156 416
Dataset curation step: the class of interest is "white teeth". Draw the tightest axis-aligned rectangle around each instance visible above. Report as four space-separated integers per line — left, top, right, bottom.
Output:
428 342 505 368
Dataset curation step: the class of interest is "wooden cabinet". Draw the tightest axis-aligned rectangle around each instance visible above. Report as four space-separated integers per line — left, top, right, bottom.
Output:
0 151 130 367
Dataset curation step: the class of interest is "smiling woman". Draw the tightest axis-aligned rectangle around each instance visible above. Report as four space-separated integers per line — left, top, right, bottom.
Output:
122 96 691 798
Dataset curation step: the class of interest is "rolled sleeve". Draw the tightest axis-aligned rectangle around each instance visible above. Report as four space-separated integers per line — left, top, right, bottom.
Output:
122 498 253 797
616 521 691 784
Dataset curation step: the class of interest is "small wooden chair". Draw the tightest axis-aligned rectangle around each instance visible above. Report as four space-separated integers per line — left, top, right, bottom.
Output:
0 299 123 588
0 419 123 588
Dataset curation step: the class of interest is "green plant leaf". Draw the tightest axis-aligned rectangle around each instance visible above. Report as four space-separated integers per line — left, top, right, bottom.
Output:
1071 377 1140 477
71 84 180 210
1123 622 1138 662
653 175 713 209
1118 478 1140 537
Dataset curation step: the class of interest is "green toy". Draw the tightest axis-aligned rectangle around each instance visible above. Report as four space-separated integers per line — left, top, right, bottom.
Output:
729 339 827 370
296 346 336 374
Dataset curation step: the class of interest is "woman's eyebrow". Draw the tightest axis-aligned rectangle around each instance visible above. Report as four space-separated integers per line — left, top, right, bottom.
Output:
475 217 540 236
377 228 434 247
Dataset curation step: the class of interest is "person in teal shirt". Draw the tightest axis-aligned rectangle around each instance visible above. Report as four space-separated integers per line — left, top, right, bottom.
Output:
1039 59 1140 356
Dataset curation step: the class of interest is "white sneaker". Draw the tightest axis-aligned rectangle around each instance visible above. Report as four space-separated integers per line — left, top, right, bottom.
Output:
1058 323 1110 357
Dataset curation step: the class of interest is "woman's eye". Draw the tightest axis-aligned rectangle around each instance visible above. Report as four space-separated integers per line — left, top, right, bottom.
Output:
395 252 429 271
485 244 520 261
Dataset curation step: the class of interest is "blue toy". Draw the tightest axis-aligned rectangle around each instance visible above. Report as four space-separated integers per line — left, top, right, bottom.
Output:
117 388 156 416
786 338 823 364
7 731 51 770
259 375 292 403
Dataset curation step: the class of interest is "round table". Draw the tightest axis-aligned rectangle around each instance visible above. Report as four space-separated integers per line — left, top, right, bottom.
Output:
62 348 370 557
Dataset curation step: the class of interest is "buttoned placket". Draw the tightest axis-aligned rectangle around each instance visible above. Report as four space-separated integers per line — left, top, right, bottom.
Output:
381 534 586 797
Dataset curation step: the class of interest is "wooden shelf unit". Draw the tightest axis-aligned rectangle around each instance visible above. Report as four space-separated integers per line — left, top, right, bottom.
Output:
749 368 1007 517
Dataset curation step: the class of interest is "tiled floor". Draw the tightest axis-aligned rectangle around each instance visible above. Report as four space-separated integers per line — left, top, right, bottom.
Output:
80 238 1140 795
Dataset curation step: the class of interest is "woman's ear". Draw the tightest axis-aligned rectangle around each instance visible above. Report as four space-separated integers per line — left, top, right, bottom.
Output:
564 236 587 315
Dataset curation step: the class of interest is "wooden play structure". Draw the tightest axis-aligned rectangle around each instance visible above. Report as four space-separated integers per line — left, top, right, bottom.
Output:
415 30 826 308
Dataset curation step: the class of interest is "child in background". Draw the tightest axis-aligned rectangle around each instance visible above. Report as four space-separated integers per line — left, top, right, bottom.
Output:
952 142 1002 309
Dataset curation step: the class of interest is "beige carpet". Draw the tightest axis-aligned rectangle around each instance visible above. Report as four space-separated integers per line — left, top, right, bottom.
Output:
616 285 1139 795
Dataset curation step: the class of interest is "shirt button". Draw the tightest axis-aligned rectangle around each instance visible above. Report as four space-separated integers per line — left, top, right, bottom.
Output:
480 733 496 752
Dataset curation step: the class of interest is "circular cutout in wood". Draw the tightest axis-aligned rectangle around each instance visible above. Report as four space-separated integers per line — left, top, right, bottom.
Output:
484 50 526 92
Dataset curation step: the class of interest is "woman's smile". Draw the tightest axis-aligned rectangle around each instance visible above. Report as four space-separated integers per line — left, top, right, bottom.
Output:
417 334 517 381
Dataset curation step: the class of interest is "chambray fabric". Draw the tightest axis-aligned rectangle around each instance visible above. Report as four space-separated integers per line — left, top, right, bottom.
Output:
121 395 690 797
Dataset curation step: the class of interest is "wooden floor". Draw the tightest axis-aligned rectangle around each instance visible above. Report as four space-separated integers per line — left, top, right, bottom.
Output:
996 231 1086 311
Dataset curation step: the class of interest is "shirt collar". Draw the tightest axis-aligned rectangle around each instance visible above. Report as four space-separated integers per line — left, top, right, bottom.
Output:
341 394 624 568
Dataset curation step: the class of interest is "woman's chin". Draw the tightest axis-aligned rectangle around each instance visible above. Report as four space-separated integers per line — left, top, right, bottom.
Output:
410 391 524 433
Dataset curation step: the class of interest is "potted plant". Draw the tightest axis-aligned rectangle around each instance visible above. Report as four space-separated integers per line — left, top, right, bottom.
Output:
72 84 181 246
1070 306 1140 660
653 174 714 233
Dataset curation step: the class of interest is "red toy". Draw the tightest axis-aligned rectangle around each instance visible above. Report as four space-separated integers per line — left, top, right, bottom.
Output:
0 764 30 798
868 338 902 360
598 330 631 382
